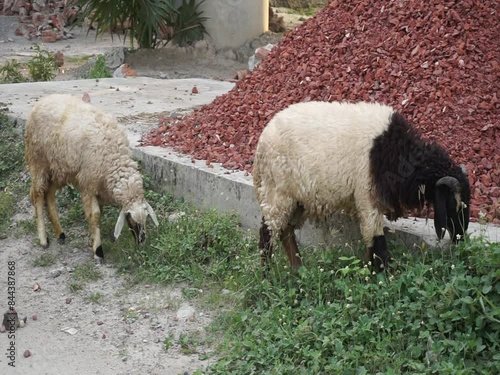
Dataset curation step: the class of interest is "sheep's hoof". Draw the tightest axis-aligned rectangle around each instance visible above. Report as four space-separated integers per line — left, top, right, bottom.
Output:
41 235 50 249
94 245 104 264
57 233 66 245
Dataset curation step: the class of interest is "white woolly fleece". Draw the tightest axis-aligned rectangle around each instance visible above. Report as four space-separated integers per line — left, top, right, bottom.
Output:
253 101 395 246
25 94 145 208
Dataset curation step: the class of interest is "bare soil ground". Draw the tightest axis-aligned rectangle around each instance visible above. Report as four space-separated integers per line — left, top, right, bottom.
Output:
1 199 215 375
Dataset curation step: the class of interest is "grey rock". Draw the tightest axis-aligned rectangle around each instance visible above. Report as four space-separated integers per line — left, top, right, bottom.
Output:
176 303 195 320
105 47 126 69
49 267 65 278
224 49 237 61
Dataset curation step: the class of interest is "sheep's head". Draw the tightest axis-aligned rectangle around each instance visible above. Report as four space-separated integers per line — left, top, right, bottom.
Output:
434 165 471 242
114 201 159 244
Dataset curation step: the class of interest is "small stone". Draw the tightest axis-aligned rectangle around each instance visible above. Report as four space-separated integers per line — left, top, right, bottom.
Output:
235 69 249 80
54 51 64 67
97 321 104 326
102 334 106 339
32 314 37 321
23 350 31 358
192 86 199 94
62 327 78 335
65 297 72 304
224 49 237 61
41 30 57 43
49 269 62 278
82 92 91 103
33 283 41 292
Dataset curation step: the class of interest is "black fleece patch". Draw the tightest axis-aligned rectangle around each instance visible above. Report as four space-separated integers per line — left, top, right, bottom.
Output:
369 112 470 220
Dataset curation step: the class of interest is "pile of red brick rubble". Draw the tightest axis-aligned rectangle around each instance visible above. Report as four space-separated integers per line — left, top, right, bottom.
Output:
1 0 80 42
150 0 499 222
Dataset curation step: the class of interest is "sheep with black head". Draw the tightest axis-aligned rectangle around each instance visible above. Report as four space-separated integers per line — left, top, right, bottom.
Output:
253 101 470 272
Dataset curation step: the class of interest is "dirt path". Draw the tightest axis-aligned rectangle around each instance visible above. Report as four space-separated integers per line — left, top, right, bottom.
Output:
1 229 214 374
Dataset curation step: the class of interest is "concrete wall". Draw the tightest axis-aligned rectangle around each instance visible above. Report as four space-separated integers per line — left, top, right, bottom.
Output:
200 0 269 49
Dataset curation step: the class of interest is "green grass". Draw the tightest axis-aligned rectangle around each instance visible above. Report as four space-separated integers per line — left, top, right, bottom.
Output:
65 55 93 64
32 253 56 267
206 239 500 374
0 112 28 235
179 331 203 354
70 261 103 292
86 292 105 304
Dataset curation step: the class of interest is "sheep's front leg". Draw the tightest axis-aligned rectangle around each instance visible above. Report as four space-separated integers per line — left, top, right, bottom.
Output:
281 225 302 269
358 210 389 272
32 188 49 248
82 194 104 261
367 235 389 272
45 184 65 244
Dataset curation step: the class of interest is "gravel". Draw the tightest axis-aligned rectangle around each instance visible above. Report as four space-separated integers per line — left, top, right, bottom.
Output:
143 0 499 222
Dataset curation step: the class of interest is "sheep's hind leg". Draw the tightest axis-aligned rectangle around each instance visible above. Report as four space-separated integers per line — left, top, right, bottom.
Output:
281 225 302 269
45 183 65 244
259 217 274 269
30 181 49 248
82 194 104 262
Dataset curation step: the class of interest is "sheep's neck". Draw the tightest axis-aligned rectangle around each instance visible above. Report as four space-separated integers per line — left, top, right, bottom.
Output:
108 169 144 209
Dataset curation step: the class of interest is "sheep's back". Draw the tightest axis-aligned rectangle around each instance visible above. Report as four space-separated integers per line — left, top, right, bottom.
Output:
254 101 394 221
25 94 129 189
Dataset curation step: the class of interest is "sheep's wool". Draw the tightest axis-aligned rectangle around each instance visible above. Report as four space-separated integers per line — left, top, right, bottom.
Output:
25 94 144 207
253 101 394 245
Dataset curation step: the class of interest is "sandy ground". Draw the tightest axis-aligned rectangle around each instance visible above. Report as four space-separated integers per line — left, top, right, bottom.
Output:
0 202 215 375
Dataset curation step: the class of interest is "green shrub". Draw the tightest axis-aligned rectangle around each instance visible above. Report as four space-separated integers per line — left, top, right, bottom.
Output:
26 44 57 82
0 59 26 84
86 55 112 79
169 0 208 47
77 0 208 49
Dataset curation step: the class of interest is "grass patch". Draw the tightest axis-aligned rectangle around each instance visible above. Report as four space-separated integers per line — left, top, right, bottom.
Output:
163 335 175 351
86 292 104 304
32 253 56 267
65 55 93 64
0 111 28 235
206 238 500 374
70 261 102 292
179 331 203 355
101 185 259 291
84 55 112 79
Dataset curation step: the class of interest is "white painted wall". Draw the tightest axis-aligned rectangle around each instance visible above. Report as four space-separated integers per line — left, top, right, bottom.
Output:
200 0 269 49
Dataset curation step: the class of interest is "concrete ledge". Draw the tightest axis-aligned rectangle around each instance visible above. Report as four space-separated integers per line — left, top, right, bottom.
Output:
1 78 498 252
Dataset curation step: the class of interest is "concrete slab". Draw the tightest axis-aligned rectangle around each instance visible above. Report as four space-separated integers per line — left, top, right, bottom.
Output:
0 77 235 122
1 78 498 253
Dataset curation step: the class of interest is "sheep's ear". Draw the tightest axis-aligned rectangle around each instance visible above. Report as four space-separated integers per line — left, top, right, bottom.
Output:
114 210 127 240
145 201 159 226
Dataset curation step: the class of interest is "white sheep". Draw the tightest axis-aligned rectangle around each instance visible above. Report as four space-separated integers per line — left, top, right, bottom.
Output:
253 101 470 271
25 94 159 260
